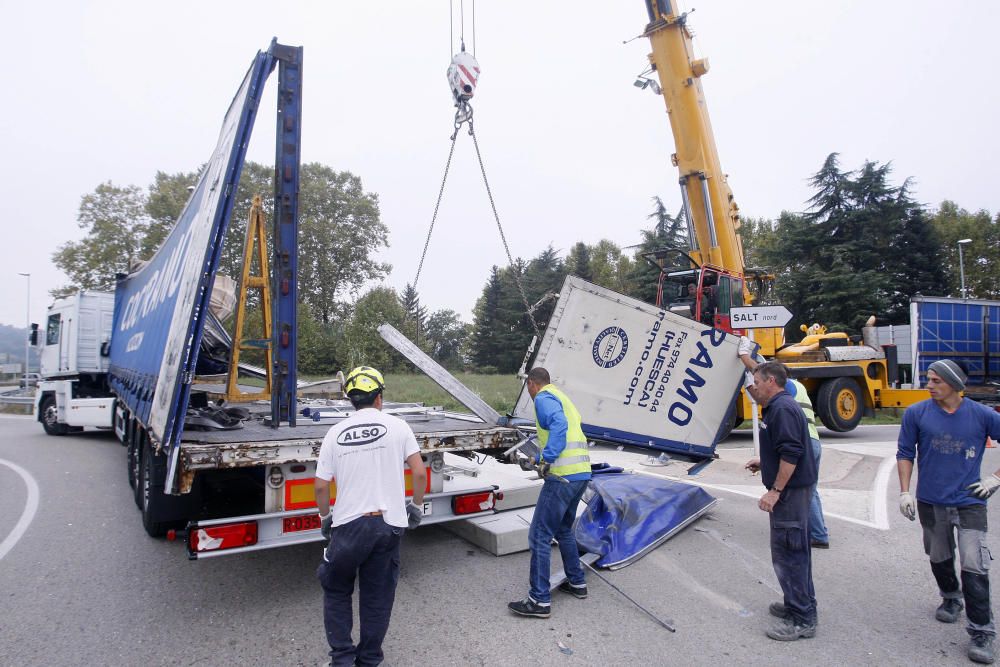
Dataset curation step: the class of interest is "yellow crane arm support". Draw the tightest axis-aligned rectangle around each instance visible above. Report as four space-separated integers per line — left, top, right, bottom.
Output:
642 1 745 275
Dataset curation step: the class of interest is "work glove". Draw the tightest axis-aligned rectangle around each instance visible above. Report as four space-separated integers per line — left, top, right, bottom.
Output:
518 455 537 472
406 501 423 529
899 492 916 521
320 512 333 540
738 336 755 357
968 474 1000 500
537 461 551 479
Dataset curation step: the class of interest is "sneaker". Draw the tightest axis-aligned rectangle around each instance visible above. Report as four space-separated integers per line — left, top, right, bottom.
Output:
558 581 588 599
969 633 995 664
935 598 964 623
507 597 551 618
810 540 830 549
769 602 791 619
765 617 817 641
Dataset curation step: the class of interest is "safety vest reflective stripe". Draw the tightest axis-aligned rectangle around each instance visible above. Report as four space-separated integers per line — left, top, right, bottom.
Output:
790 379 819 442
535 384 591 477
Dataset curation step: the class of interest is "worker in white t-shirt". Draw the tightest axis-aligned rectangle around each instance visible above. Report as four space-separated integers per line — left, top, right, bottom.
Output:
314 365 427 667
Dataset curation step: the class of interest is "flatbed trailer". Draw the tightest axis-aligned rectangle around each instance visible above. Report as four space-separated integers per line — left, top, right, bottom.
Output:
170 398 522 559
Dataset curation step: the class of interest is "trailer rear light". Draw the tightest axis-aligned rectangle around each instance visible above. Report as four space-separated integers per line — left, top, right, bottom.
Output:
453 491 494 515
188 521 259 553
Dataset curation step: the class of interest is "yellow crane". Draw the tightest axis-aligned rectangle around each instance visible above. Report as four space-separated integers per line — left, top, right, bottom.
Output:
638 0 927 431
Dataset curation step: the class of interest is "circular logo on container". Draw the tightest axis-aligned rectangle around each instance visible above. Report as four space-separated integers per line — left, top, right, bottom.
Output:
592 326 629 368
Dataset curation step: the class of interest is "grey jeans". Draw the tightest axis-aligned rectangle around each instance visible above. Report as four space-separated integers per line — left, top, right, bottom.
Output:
919 502 995 636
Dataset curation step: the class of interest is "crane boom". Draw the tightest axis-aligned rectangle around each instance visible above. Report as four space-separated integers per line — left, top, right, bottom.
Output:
642 0 744 275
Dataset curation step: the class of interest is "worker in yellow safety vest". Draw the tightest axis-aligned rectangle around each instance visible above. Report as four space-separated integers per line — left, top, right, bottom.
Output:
508 367 592 619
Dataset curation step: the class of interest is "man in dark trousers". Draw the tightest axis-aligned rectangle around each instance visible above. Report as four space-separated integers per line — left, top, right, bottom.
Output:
508 366 592 618
744 360 818 641
897 359 1000 664
314 366 427 666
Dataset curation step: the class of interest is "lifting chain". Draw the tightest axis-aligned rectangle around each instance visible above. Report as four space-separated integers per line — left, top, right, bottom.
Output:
413 102 542 339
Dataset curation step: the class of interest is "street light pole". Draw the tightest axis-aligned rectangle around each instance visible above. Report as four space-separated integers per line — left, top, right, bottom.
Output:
957 238 972 299
17 272 30 375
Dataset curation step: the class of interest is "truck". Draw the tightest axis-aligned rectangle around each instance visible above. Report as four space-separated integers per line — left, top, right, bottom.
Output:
25 42 526 558
637 0 929 433
908 296 1000 407
31 36 749 560
32 291 116 435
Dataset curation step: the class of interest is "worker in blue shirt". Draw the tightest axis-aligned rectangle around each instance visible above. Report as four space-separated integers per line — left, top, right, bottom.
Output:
508 367 592 619
898 360 1000 665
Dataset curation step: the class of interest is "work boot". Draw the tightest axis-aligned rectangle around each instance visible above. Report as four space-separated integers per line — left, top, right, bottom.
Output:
507 597 551 618
936 597 964 623
811 540 830 549
765 617 816 641
769 602 791 620
558 581 588 599
969 633 995 664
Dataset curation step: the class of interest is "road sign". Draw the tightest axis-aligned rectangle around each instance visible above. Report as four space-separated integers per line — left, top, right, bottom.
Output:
730 305 793 329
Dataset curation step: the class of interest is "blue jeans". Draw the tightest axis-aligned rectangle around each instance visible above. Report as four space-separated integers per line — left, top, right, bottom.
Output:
809 438 829 543
528 477 590 604
770 485 817 625
317 516 403 666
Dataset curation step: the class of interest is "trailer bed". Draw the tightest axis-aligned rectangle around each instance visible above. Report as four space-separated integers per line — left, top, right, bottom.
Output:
175 400 521 491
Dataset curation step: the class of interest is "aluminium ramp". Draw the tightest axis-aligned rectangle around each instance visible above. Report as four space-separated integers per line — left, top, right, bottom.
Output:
378 323 503 425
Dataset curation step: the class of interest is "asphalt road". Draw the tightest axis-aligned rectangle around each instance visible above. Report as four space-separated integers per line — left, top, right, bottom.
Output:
2 415 998 666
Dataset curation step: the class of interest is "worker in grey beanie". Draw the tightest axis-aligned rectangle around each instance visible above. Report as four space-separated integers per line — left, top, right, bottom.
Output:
927 360 968 392
897 359 1000 664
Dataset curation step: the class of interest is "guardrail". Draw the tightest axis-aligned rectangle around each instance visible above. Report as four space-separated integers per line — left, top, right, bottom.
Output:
0 386 35 405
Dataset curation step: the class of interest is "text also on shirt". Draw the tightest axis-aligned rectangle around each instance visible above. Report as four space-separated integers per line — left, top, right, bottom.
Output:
336 423 387 447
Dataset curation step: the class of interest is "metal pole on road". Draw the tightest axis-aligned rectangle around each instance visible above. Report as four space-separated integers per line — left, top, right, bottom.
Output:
17 272 30 376
584 562 676 632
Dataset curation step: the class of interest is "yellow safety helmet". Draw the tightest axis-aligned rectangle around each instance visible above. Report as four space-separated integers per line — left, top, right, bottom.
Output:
344 366 385 397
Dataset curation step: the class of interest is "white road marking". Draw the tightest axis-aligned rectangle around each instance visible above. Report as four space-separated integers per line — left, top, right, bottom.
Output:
0 458 40 560
598 439 901 531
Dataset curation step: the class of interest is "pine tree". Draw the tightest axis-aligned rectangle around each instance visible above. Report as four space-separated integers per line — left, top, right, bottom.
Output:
763 154 947 333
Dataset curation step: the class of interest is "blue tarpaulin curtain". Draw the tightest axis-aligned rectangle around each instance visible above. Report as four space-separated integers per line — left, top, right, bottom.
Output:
575 472 717 570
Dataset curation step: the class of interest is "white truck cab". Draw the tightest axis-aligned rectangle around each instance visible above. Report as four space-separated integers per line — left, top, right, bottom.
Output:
34 291 116 435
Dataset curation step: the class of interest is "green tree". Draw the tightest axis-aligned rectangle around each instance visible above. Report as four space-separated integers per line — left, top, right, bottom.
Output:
565 242 594 281
51 182 152 296
424 309 470 369
298 164 389 324
627 197 687 304
470 266 504 371
145 169 200 256
400 283 427 338
762 154 947 334
343 286 408 372
930 201 999 300
588 239 635 294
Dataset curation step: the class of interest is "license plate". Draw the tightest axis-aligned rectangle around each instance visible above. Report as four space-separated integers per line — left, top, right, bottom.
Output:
422 502 432 516
283 514 321 533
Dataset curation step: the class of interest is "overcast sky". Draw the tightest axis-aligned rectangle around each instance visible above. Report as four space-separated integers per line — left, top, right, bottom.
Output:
2 0 997 329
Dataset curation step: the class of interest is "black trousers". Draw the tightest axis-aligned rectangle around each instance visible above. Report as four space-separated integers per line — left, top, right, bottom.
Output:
317 516 403 666
769 485 817 625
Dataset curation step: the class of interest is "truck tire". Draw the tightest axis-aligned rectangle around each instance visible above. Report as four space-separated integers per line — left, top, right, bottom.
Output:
140 440 170 538
816 377 863 433
40 395 69 436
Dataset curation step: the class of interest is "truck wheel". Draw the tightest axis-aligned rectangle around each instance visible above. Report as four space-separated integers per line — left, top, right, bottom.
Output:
816 377 863 433
140 440 169 538
40 395 68 436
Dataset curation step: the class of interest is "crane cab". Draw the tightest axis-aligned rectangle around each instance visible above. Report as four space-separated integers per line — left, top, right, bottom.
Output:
643 249 746 335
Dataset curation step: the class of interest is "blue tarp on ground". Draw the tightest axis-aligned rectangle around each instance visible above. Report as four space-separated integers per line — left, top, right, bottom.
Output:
575 472 717 570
